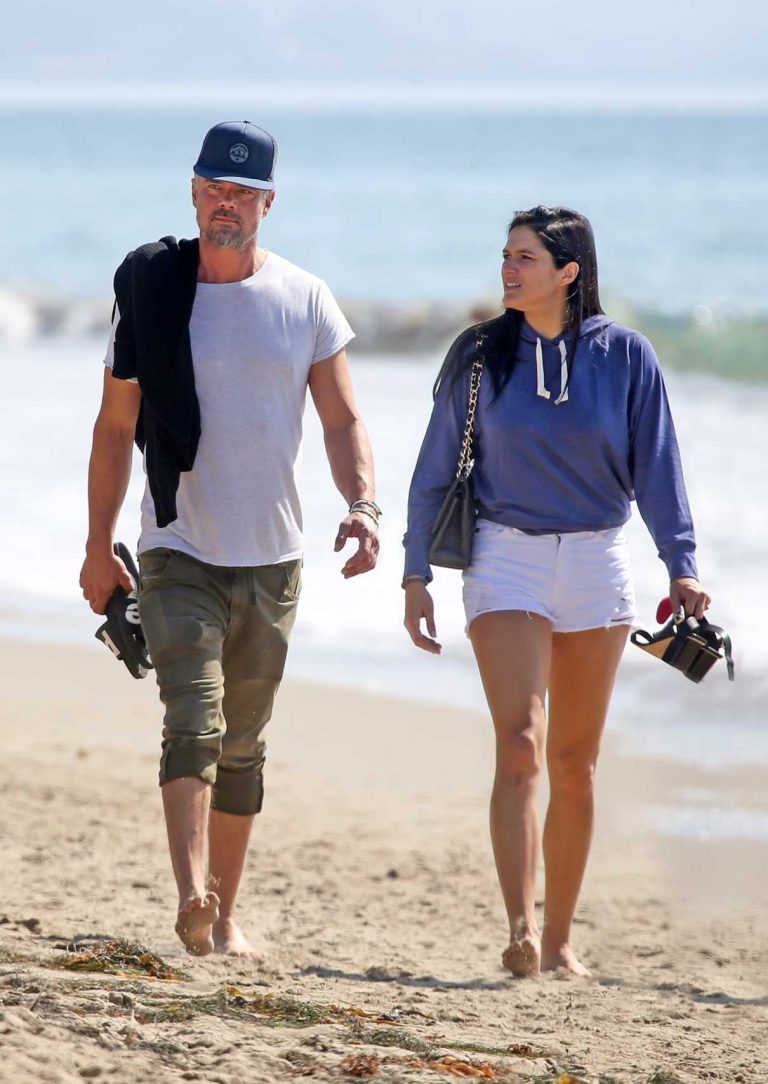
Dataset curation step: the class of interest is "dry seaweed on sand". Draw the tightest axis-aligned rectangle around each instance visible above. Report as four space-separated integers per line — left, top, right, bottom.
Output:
405 1054 510 1079
54 939 189 981
447 1040 544 1059
226 986 432 1029
130 986 431 1029
340 1054 382 1077
337 1051 527 1080
226 987 351 1026
129 986 547 1076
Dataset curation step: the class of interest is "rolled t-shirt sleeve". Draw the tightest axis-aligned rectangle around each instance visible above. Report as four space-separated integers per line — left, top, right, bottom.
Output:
311 281 355 363
103 303 139 382
104 305 118 369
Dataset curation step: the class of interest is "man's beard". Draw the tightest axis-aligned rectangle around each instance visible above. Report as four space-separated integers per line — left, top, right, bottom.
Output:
203 220 255 250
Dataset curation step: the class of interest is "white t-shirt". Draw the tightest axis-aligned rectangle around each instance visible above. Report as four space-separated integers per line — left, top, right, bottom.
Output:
104 251 354 566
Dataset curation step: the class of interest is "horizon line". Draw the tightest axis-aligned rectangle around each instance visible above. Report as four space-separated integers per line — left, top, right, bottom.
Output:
1 79 768 114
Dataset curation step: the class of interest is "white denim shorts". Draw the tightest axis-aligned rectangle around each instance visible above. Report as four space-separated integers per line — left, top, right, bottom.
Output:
462 519 636 635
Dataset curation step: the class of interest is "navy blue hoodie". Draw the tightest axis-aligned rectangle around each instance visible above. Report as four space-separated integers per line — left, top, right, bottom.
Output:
404 315 698 583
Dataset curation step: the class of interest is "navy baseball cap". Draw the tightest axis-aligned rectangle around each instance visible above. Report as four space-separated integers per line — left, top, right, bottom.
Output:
193 121 277 191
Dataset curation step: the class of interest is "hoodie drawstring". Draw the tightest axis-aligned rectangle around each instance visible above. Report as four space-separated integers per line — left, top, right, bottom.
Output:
535 338 550 400
536 337 569 405
555 340 569 404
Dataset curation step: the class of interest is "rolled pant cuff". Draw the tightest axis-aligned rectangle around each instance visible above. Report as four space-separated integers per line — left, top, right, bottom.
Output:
211 766 265 817
159 745 219 788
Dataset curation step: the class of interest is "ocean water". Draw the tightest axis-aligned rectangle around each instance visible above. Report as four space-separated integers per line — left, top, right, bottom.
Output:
3 337 766 743
3 335 767 840
2 103 767 840
1 106 768 319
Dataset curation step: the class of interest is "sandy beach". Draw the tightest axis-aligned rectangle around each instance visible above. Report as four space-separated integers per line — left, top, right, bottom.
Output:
1 637 766 1084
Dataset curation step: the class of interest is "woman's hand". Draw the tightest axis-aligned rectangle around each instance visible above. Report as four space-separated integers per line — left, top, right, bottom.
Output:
670 577 711 620
403 581 442 654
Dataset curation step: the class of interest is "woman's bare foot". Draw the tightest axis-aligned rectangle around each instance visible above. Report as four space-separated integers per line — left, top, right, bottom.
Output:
501 920 541 977
541 941 590 976
175 892 220 956
212 916 264 958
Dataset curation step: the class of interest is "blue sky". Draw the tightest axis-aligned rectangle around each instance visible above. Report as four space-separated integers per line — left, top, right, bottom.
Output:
3 0 767 89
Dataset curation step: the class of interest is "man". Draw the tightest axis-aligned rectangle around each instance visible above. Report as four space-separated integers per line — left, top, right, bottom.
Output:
80 121 379 958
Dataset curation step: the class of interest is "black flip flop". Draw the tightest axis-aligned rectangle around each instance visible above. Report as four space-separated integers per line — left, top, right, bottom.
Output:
95 543 153 680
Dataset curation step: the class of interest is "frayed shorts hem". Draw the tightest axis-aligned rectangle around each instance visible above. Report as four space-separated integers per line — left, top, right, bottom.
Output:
465 602 636 637
465 601 550 635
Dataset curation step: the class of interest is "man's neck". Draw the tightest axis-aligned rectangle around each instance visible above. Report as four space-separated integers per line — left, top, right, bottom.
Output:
197 239 268 284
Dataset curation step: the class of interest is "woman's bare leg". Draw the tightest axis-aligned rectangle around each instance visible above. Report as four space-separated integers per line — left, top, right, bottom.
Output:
470 611 552 976
542 625 629 975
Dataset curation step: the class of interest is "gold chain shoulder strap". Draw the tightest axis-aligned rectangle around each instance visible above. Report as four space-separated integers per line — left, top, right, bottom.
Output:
456 332 486 479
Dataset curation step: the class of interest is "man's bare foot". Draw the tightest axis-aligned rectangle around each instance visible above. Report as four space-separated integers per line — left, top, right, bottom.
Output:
212 916 264 959
501 921 541 977
175 892 220 956
541 941 590 977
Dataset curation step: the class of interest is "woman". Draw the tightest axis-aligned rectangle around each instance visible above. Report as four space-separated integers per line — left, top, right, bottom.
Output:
402 206 709 978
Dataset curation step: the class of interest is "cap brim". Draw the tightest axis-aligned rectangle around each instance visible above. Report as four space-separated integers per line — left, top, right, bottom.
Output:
194 167 274 191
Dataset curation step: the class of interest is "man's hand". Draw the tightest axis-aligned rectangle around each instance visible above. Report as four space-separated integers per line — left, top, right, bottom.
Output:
334 512 379 578
404 581 442 655
670 576 711 620
80 546 135 614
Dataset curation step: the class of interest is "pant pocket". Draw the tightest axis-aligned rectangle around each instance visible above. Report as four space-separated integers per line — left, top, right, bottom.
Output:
284 560 302 602
253 560 302 605
138 547 176 586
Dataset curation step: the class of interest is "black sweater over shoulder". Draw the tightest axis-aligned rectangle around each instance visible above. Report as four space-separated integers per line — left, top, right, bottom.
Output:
112 236 200 528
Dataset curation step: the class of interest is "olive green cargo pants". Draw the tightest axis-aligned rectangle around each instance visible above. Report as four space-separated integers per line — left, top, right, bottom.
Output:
138 548 301 816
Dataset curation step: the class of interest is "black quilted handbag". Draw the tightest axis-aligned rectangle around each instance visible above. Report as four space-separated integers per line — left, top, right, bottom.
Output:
428 337 485 570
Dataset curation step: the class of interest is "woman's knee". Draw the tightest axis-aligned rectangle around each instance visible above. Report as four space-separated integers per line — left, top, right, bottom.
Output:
548 747 597 800
495 722 543 785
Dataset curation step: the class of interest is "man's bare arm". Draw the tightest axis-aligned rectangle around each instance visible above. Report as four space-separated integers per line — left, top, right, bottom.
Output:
80 369 142 612
308 349 379 578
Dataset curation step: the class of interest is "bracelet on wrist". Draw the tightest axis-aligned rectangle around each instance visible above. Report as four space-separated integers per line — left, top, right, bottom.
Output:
349 498 381 528
349 498 382 518
402 575 427 589
350 506 380 527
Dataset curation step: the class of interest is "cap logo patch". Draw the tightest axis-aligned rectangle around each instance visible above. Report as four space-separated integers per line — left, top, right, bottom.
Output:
229 142 249 164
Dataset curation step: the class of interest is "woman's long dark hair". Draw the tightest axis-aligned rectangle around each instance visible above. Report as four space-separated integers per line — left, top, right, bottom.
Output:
435 205 604 399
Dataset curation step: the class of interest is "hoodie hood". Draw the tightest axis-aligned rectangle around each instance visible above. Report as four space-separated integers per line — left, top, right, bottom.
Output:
518 314 613 346
518 315 614 404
